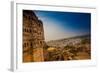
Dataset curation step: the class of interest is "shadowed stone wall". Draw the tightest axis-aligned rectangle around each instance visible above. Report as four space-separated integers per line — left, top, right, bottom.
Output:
23 10 45 62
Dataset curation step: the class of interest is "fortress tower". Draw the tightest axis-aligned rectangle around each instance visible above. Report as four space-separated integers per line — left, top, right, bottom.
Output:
23 10 45 62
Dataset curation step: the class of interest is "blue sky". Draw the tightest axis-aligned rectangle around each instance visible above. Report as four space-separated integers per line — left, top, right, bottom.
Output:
34 10 91 41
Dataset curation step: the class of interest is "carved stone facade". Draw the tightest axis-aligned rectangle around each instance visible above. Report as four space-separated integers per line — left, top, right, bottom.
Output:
23 10 45 62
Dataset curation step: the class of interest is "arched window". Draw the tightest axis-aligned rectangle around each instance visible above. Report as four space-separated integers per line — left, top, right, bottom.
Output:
40 41 42 45
27 42 28 47
24 28 26 32
24 43 26 48
29 16 31 20
29 29 32 33
26 29 28 32
30 42 33 48
38 23 41 27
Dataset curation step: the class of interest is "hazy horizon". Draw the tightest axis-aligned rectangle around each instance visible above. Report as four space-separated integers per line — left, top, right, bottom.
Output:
34 10 91 42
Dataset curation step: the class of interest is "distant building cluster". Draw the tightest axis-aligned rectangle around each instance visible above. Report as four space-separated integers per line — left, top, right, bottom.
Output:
47 38 82 48
23 10 45 62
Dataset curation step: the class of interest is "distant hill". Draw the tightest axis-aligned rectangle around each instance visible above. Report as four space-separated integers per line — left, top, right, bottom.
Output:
46 34 90 48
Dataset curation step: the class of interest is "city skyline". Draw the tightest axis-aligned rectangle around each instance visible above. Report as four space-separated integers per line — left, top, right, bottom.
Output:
34 10 91 41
